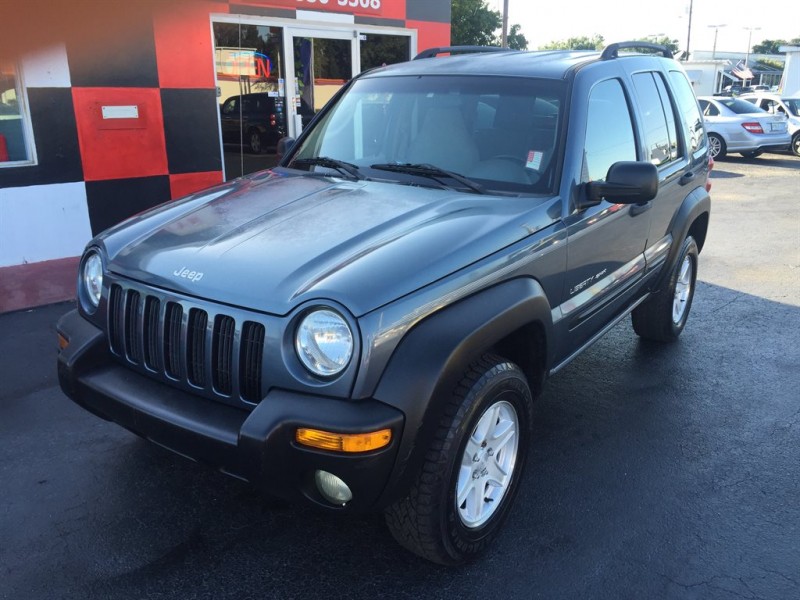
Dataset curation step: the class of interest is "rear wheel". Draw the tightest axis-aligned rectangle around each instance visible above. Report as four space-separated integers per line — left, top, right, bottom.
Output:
248 128 263 154
740 150 763 158
632 236 698 342
385 355 533 565
707 133 726 159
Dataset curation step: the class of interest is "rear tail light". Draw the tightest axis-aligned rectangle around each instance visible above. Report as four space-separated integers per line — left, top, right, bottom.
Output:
270 113 277 127
742 122 764 134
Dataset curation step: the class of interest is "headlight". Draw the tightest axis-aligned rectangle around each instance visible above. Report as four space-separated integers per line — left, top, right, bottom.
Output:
82 251 103 308
295 309 353 377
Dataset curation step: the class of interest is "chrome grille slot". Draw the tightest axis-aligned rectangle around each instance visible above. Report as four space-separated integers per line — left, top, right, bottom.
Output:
213 315 235 396
143 296 161 371
240 321 265 402
164 302 183 379
187 308 208 387
124 290 141 363
108 284 125 356
105 280 268 405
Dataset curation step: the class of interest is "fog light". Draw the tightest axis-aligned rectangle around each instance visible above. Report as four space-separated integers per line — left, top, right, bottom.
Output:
315 470 353 506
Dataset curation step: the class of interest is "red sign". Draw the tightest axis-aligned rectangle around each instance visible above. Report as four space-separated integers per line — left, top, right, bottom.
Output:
264 0 383 16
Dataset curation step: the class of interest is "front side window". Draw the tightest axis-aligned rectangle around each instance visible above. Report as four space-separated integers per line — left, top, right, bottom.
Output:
581 79 637 183
291 75 565 194
0 59 34 166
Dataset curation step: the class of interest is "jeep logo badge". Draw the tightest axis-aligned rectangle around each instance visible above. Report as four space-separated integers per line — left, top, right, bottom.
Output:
173 266 204 283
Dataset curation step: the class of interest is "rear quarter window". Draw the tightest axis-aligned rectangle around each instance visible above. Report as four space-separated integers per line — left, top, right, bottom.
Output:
668 70 707 155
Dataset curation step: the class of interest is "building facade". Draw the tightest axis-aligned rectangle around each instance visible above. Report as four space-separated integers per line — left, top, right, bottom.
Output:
0 0 450 312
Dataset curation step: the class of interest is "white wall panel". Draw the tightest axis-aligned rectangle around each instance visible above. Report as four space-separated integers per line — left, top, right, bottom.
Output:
21 44 71 88
0 182 91 267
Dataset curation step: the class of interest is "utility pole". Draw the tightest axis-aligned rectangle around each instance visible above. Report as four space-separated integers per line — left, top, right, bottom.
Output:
501 0 509 48
708 24 726 60
684 0 693 60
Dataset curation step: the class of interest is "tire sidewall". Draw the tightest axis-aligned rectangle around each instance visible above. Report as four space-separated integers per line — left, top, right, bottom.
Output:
668 236 699 337
440 364 533 560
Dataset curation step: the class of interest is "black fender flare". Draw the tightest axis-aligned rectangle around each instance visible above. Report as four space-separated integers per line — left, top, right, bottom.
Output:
655 186 711 291
372 277 554 507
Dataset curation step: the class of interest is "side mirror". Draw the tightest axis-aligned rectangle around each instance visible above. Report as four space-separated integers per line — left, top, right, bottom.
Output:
276 137 296 160
583 161 658 208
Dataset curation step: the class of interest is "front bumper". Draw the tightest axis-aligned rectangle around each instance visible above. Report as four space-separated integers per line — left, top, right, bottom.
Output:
57 309 404 511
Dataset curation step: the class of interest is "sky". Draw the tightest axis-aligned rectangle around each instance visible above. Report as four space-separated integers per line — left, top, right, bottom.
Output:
488 0 800 55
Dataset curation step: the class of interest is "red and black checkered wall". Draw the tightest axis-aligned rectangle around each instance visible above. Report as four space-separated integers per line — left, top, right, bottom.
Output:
1 0 449 268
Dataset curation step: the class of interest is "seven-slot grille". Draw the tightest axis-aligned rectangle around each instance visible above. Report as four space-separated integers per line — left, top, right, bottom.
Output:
108 283 265 403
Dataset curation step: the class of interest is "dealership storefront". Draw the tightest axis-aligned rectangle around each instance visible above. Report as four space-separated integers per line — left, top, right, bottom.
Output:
0 0 450 312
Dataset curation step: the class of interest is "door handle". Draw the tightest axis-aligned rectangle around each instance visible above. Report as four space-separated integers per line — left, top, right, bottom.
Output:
679 171 696 186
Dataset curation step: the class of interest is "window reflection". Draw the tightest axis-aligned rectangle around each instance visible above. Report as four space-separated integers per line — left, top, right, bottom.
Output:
0 59 33 164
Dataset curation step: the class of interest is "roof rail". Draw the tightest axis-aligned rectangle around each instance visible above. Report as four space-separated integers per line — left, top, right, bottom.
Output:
600 42 673 60
414 46 514 60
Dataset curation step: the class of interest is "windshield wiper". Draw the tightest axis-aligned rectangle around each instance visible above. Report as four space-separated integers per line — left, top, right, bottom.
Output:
292 157 365 181
370 163 487 194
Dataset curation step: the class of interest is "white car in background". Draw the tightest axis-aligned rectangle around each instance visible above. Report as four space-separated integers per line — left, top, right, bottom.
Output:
739 93 800 157
697 96 791 159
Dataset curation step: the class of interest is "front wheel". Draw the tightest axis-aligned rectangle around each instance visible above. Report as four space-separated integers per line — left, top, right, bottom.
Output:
740 150 763 158
385 355 533 565
792 133 800 157
632 235 699 342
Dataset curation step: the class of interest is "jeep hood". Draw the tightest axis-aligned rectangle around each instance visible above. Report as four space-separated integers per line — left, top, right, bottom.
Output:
101 171 555 316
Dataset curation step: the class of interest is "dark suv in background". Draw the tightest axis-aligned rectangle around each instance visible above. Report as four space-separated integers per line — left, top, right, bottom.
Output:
58 42 711 565
219 92 286 154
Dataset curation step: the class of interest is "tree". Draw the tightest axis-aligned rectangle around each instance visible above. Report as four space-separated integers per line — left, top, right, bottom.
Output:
637 36 680 56
752 38 800 54
540 35 605 51
450 0 528 49
451 0 501 47
507 24 528 51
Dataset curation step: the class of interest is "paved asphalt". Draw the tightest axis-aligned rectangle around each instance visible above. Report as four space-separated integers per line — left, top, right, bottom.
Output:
1 153 799 600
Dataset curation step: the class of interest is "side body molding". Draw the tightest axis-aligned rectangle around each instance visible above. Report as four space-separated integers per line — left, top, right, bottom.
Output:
371 277 554 507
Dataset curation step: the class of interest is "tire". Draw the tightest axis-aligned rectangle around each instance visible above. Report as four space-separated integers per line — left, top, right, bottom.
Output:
384 355 533 565
740 150 763 158
632 235 699 342
707 133 726 159
792 133 800 158
248 128 264 154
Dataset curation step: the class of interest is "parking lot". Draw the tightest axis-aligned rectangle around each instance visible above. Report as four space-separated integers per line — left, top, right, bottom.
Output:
1 152 798 600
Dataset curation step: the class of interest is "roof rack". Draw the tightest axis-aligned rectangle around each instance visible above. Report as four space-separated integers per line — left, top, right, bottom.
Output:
600 42 673 60
414 46 514 60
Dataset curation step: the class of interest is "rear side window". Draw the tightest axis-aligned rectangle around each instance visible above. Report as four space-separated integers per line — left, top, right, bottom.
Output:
632 72 680 166
581 79 637 183
668 70 706 154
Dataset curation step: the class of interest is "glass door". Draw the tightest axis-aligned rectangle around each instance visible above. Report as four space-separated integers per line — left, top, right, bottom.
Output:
285 29 355 137
213 22 288 178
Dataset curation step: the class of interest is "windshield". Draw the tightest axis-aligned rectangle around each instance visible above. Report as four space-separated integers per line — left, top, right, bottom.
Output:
290 75 565 194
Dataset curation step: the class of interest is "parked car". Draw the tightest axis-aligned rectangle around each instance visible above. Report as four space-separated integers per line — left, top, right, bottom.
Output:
751 84 770 92
715 84 752 97
220 92 287 154
697 95 791 158
58 42 712 565
739 92 800 156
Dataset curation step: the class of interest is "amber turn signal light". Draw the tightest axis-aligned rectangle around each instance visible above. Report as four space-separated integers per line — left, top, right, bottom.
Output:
296 428 392 453
58 333 69 350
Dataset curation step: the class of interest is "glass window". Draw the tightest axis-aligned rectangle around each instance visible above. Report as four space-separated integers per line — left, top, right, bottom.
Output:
715 97 766 114
632 72 675 166
582 79 636 183
699 99 719 117
669 70 706 154
0 59 34 165
360 34 411 72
